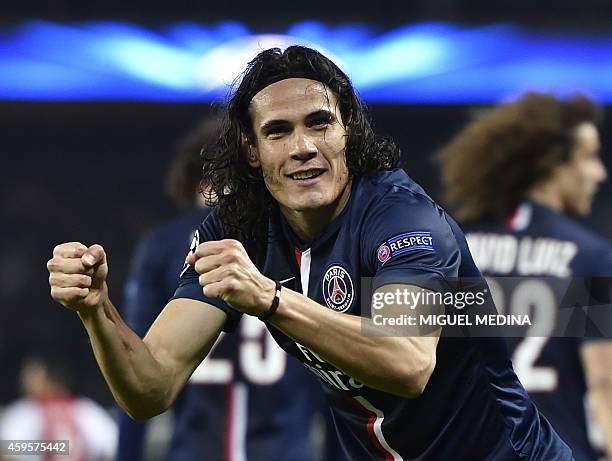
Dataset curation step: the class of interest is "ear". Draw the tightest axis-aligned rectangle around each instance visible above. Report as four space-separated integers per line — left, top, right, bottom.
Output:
242 133 261 168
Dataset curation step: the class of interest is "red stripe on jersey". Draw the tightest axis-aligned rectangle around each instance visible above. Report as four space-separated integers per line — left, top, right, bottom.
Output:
367 413 394 461
350 398 395 461
506 202 532 231
40 396 86 461
505 207 519 230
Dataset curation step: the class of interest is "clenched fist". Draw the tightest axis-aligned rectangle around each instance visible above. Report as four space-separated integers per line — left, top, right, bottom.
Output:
47 242 109 314
186 239 276 317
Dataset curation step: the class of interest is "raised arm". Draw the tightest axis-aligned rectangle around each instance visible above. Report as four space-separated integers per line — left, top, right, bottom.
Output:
47 242 225 419
188 240 439 398
269 284 440 397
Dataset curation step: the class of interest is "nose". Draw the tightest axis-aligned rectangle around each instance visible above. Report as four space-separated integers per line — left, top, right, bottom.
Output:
289 128 317 161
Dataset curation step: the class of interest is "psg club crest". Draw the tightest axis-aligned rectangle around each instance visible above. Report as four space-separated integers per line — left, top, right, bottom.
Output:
322 265 354 313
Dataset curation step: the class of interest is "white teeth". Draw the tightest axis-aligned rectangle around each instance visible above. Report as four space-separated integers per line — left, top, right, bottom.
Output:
290 170 322 180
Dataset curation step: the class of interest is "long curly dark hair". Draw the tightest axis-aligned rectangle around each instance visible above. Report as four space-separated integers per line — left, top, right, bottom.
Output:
201 46 399 253
437 92 601 222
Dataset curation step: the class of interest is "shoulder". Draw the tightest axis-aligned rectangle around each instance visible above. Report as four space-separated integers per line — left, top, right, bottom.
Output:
355 169 453 231
354 170 463 273
142 207 211 248
0 399 37 421
356 169 430 200
572 226 612 275
0 399 40 438
561 217 612 252
545 211 612 266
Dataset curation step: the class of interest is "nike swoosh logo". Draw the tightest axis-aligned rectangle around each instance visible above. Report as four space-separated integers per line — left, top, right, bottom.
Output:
279 277 295 285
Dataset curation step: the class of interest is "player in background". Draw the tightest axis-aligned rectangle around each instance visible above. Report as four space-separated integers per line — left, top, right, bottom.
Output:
0 356 117 461
116 118 341 461
438 92 612 460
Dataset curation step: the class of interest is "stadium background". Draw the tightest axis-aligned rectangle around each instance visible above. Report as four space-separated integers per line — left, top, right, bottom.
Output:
1 0 611 429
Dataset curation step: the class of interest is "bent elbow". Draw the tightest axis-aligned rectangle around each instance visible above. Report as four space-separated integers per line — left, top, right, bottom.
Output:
124 408 151 421
399 353 436 398
127 409 163 421
124 400 170 421
119 389 173 421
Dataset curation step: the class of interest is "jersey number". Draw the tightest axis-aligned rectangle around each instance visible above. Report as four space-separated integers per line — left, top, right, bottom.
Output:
486 278 558 392
188 316 287 386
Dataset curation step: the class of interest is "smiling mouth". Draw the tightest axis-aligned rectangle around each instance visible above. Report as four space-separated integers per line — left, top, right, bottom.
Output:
287 169 326 181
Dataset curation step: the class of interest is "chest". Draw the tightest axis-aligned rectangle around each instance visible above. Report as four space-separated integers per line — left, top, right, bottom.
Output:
262 225 370 315
256 225 373 394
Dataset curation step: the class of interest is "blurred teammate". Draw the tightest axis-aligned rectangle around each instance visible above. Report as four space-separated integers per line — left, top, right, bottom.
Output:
116 118 340 461
0 356 117 461
438 92 612 460
48 47 572 460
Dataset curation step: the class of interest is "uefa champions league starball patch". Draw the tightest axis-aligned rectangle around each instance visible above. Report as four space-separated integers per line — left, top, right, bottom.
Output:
180 229 200 277
322 265 354 312
376 231 435 265
377 244 391 263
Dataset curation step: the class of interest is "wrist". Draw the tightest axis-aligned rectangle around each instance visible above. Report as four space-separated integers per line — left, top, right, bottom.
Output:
77 297 107 324
77 305 101 321
257 279 282 321
255 278 276 311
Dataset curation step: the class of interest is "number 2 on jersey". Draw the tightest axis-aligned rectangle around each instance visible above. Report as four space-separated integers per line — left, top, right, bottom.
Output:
486 278 558 392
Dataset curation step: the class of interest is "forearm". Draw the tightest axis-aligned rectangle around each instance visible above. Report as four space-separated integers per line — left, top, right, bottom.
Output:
190 240 438 396
589 386 612 457
269 288 437 397
47 243 208 418
79 296 173 419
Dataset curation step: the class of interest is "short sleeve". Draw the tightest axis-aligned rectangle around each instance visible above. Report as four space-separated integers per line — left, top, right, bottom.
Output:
172 214 242 332
363 189 461 293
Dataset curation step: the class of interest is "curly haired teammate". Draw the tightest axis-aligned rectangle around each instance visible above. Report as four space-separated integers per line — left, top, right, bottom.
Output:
48 47 572 460
438 92 612 460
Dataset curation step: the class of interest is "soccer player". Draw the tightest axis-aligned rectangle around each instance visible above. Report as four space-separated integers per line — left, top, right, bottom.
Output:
116 119 337 461
48 46 573 460
0 356 117 461
438 92 612 460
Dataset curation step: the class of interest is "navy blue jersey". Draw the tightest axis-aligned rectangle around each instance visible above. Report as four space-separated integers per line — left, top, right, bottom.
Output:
117 207 341 461
463 201 612 461
176 170 572 461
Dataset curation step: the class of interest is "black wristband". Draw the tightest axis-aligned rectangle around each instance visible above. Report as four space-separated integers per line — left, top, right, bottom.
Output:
258 280 282 322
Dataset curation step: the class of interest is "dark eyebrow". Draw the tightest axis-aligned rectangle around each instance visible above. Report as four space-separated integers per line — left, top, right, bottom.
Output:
306 109 334 124
259 109 334 134
259 119 289 134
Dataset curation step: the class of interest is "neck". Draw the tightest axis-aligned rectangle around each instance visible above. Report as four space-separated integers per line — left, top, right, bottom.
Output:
281 179 352 241
527 182 563 212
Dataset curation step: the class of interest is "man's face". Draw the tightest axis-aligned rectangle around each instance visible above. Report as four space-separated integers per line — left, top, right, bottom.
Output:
246 78 350 214
556 122 607 215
